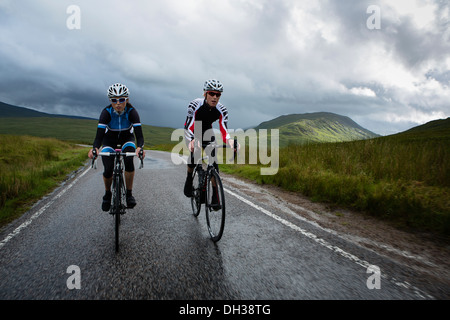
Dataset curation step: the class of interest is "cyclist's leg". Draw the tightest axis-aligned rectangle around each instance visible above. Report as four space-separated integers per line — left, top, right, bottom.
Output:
211 146 219 187
206 144 221 206
122 142 136 188
101 146 115 211
122 142 137 208
184 151 196 197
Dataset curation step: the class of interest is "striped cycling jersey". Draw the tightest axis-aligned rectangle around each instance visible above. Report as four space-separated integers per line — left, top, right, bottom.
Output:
184 98 231 143
93 103 144 149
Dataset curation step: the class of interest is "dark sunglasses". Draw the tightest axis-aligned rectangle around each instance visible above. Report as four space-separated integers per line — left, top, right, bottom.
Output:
207 91 222 97
110 98 127 104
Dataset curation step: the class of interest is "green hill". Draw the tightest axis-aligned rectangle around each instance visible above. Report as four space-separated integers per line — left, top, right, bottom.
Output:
392 117 450 140
223 117 450 235
254 112 379 146
0 102 175 147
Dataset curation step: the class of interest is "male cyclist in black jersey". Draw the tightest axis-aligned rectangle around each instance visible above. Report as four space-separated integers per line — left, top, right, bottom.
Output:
183 79 238 205
88 83 145 211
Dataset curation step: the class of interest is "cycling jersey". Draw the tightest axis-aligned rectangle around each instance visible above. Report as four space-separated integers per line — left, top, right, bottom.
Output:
184 98 231 143
93 103 144 150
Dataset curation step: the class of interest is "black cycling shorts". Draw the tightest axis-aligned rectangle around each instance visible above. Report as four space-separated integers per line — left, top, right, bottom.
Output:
101 142 136 178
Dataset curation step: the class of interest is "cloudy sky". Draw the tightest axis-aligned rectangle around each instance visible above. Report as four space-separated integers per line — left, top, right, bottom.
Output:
1 0 449 135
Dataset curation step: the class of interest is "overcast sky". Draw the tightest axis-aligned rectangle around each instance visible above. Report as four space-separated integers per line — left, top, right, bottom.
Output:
1 0 449 135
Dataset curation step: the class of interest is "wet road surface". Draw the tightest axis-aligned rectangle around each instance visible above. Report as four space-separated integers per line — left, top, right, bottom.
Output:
0 151 448 302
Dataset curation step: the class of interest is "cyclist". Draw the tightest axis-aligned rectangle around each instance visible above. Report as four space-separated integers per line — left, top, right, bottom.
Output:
183 79 238 206
88 83 145 211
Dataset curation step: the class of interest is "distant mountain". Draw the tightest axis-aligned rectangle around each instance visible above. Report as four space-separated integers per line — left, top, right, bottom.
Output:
254 112 380 145
0 101 94 120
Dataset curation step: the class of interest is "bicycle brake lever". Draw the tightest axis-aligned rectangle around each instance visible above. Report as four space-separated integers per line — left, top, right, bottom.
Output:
138 149 144 169
91 158 97 169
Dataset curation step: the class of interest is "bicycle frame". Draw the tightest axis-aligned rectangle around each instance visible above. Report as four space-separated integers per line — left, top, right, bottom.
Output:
92 147 143 252
110 151 128 214
190 140 237 242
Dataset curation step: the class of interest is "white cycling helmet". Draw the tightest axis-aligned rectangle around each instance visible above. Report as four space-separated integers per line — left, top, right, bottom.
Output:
203 79 223 92
107 83 129 98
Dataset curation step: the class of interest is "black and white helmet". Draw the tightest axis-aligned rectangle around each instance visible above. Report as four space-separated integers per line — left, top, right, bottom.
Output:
203 79 223 92
107 83 129 98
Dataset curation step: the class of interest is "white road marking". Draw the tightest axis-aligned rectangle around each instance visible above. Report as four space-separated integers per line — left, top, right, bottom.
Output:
0 166 91 250
224 187 433 299
177 154 433 299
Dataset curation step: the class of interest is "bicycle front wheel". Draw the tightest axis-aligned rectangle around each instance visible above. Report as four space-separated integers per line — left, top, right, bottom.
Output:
190 168 201 217
113 175 122 252
205 170 225 242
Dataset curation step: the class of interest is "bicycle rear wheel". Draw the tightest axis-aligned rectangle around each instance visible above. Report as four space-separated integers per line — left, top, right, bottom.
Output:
190 168 201 217
205 170 225 242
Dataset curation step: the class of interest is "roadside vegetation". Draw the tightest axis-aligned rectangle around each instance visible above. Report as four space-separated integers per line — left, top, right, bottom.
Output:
221 123 450 236
0 134 89 227
1 114 449 239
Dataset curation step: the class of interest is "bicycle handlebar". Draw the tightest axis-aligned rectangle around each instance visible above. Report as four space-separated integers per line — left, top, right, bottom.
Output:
195 139 239 162
91 150 144 169
98 152 137 157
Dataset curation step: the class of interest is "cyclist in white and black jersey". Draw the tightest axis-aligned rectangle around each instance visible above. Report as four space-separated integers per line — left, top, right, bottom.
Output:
183 79 239 197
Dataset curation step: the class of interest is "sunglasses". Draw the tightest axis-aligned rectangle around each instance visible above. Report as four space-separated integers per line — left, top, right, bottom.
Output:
207 91 222 97
110 98 127 104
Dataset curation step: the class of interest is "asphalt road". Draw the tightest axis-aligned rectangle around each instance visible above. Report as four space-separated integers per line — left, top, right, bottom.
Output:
0 151 448 302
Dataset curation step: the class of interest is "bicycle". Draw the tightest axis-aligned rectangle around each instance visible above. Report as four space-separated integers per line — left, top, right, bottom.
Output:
190 140 237 242
92 146 144 252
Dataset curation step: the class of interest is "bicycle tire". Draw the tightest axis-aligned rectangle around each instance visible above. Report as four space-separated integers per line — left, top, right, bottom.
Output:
205 170 225 242
113 174 122 252
190 168 201 217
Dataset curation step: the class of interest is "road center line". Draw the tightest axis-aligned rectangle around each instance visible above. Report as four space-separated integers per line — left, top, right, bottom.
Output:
0 166 91 250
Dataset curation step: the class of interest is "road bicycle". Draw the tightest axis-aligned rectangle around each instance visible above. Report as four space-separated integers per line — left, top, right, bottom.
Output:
190 140 237 242
92 146 143 252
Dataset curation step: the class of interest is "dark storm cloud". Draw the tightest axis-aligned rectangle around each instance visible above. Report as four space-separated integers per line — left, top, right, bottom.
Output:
0 0 448 135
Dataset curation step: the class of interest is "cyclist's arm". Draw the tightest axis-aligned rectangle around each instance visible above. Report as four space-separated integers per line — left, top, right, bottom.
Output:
184 99 201 146
129 109 144 149
217 104 231 144
92 109 110 150
184 104 196 143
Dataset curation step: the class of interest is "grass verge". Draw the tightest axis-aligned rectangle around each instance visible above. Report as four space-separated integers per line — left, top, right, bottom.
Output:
0 134 90 228
221 135 450 237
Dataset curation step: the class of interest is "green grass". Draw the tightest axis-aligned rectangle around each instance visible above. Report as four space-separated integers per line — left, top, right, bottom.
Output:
0 117 176 147
0 134 90 227
221 128 450 236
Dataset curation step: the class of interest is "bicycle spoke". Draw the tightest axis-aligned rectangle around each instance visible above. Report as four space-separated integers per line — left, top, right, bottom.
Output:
190 168 202 217
205 170 225 242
